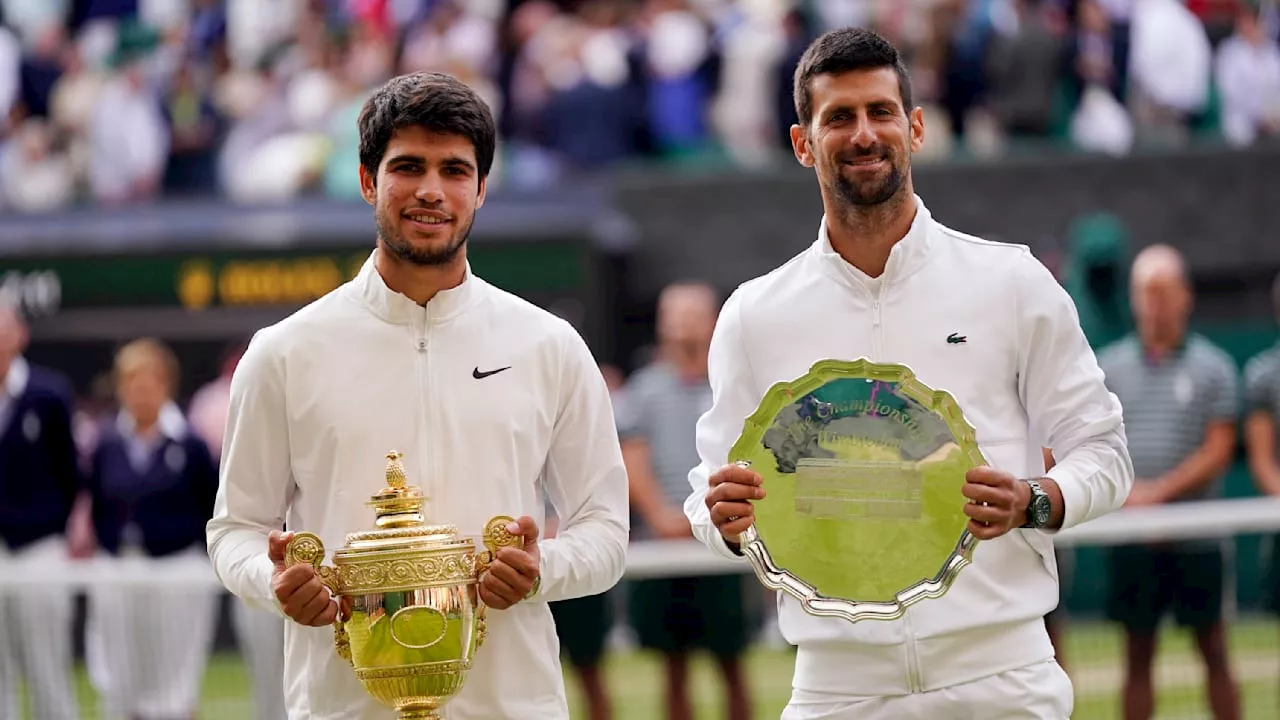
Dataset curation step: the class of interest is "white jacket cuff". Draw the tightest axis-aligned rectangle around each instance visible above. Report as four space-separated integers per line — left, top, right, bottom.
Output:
684 480 748 561
1045 429 1133 531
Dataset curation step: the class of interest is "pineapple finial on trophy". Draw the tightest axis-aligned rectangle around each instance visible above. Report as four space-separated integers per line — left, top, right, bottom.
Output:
385 450 408 489
368 450 426 529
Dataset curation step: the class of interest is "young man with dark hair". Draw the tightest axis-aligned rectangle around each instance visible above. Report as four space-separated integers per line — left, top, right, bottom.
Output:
686 28 1133 718
207 72 629 719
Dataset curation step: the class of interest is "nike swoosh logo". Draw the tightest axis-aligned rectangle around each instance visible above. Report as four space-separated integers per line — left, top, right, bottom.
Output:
473 366 512 379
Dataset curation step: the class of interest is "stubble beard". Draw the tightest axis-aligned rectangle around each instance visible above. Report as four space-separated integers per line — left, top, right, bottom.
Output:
376 207 476 267
831 154 906 209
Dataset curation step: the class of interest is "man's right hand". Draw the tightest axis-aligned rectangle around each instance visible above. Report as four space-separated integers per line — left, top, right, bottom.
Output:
269 530 340 627
705 463 766 550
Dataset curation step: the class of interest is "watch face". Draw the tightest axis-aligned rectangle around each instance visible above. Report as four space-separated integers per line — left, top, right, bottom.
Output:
1033 497 1052 526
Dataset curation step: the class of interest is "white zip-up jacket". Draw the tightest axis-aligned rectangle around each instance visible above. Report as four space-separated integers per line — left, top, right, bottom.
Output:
207 251 629 719
685 197 1132 698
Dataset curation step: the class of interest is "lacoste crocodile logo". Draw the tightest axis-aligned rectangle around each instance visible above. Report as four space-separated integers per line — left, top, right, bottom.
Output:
946 333 967 344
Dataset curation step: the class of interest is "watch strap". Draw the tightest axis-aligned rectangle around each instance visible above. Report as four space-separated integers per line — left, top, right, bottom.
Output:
1022 478 1047 528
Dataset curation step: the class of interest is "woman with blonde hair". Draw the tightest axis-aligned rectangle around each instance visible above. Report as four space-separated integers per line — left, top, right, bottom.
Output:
83 338 220 720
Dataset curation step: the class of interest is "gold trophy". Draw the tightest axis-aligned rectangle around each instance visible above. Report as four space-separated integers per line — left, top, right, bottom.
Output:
283 451 522 720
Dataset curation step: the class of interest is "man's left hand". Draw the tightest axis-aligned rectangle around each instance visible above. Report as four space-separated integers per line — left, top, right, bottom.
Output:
961 466 1030 540
479 516 542 610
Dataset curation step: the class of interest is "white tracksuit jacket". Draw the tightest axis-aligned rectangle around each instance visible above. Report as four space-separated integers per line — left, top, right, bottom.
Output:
207 251 629 719
685 196 1133 699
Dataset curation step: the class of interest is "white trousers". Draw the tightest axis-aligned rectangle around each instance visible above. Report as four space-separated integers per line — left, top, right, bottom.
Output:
0 536 79 720
232 598 287 720
86 546 220 720
782 659 1075 720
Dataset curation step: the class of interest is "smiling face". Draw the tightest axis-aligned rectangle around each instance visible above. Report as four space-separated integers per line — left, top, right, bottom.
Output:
359 126 486 267
791 67 924 211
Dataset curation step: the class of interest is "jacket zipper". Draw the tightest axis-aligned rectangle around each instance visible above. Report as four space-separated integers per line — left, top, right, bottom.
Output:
415 311 431 503
870 280 919 689
870 285 885 362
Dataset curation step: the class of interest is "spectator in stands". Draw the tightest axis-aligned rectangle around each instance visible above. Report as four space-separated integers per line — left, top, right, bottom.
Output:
1246 272 1280 637
709 0 790 167
0 21 18 136
619 280 752 720
83 338 220 720
644 1 718 158
933 0 998 143
0 302 83 720
539 3 648 175
1098 244 1241 720
1 0 68 47
1215 1 1280 148
1065 0 1136 155
0 116 75 211
161 56 226 196
18 22 66 121
88 23 170 205
1128 0 1213 146
188 339 287 720
985 0 1065 142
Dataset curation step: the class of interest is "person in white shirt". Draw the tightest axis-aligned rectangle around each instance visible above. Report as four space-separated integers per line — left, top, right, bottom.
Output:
1215 3 1280 147
206 71 630 720
685 27 1134 719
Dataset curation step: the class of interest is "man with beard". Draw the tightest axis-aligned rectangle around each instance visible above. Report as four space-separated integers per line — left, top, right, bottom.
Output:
206 72 629 720
685 28 1133 718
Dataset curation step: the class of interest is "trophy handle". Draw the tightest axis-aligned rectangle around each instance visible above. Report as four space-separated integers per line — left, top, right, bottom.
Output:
474 515 522 573
473 515 522 649
283 532 352 664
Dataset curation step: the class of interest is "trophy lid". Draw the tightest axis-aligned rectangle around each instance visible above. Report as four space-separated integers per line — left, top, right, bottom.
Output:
333 450 472 559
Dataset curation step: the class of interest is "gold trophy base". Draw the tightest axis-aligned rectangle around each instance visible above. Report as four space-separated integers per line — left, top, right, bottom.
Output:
399 709 441 720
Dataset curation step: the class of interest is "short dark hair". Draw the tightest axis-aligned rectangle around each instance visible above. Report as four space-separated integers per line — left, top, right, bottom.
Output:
357 72 496 180
793 27 914 127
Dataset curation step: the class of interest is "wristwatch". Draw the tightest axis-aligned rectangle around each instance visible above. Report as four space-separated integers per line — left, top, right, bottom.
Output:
1021 478 1052 529
524 575 542 600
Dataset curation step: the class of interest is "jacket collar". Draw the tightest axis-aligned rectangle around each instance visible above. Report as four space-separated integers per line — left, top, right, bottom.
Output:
4 356 29 399
352 248 480 326
814 194 934 290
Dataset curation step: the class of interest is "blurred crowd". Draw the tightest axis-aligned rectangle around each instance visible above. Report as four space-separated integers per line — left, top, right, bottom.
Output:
0 0 1278 214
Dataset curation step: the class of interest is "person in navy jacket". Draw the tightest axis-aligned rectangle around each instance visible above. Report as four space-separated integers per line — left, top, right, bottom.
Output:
82 337 220 720
0 303 83 720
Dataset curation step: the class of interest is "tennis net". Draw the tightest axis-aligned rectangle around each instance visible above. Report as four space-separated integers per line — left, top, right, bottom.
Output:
2 496 1279 719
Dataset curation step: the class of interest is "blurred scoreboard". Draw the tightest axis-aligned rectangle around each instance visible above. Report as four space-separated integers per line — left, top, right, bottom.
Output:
0 241 593 333
0 195 631 393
